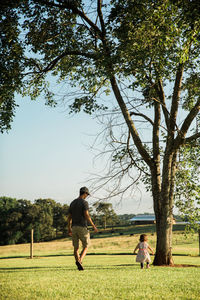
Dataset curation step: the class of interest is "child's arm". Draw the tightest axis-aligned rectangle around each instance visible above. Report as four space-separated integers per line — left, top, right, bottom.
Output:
133 243 139 254
148 244 154 255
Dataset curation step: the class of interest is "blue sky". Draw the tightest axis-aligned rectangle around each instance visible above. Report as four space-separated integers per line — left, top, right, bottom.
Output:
0 94 154 214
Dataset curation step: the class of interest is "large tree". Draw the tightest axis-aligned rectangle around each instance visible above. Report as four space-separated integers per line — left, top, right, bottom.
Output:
1 0 200 265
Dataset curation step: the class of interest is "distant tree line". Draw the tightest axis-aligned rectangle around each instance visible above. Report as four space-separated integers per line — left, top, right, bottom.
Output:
0 197 69 245
2 196 182 246
0 196 122 245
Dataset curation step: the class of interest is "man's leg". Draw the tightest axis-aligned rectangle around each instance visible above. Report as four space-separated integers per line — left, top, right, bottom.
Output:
72 227 84 270
74 247 84 270
80 247 88 263
74 248 80 262
79 227 90 263
72 228 80 262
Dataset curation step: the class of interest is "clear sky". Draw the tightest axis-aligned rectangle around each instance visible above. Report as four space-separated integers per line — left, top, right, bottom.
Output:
0 94 154 215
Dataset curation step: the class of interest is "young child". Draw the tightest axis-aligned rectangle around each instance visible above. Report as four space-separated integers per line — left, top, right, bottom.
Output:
133 234 154 269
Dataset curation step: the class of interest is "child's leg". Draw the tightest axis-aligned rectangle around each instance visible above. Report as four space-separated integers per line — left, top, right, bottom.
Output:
146 262 150 268
140 263 144 269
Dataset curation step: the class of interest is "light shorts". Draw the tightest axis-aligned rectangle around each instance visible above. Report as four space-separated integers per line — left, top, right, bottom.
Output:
72 226 90 250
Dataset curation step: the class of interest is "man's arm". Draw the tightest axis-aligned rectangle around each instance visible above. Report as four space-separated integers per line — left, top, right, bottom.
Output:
67 213 72 236
84 210 98 233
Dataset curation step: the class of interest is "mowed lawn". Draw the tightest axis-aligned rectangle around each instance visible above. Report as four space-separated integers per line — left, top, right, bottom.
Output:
0 231 200 300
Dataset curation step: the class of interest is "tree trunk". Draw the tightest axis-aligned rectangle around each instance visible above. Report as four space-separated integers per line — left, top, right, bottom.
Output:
153 151 175 266
153 213 174 265
151 177 174 265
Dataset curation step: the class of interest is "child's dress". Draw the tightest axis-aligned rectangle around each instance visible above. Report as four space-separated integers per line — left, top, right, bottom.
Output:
136 241 151 263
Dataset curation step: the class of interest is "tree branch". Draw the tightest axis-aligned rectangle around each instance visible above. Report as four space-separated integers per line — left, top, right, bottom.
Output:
156 80 170 129
24 50 97 75
183 132 200 144
36 0 103 38
174 98 200 147
110 75 153 167
43 50 96 73
130 111 154 126
97 0 106 37
152 101 161 165
169 64 184 135
126 130 150 176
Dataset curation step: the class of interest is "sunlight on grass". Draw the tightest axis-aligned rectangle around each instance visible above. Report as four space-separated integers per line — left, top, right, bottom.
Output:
0 255 200 300
0 230 199 299
0 230 198 258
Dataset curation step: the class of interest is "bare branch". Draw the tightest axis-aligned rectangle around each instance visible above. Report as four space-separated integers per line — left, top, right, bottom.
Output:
126 130 150 176
130 111 154 126
23 50 97 76
43 50 96 73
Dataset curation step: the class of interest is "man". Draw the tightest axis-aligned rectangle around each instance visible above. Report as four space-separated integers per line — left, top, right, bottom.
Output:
68 186 98 270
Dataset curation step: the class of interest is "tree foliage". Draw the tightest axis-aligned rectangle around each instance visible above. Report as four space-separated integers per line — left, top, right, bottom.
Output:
175 141 200 232
0 1 25 132
0 197 69 245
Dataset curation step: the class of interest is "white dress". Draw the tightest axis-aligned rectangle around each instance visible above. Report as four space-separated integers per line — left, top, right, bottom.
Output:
136 242 151 263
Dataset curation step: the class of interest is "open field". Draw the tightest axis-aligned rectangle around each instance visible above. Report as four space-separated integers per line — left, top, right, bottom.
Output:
0 224 199 258
1 255 200 300
0 227 200 299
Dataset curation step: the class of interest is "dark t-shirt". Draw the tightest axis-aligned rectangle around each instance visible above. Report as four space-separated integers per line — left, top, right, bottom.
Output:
68 197 89 227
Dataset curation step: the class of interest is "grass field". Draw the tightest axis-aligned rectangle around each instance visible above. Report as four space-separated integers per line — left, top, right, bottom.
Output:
0 227 200 300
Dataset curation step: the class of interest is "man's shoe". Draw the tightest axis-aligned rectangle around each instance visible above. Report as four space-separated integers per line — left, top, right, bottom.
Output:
76 261 84 271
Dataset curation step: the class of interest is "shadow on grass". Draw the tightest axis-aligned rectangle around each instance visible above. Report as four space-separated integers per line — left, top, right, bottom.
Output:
0 266 76 273
0 265 137 273
0 253 132 260
1 264 199 273
0 266 65 270
0 252 196 260
0 254 71 260
87 252 196 257
0 263 138 273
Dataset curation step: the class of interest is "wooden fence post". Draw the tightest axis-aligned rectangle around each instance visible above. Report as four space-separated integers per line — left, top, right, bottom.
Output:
30 228 34 259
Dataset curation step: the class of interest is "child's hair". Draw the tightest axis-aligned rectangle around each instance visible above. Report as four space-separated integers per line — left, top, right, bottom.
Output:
139 234 148 242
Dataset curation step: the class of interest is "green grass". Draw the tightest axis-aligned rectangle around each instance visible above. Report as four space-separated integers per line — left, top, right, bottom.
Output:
0 255 200 300
0 229 200 299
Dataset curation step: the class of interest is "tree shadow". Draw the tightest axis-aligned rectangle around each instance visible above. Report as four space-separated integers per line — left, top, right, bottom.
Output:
0 252 198 261
0 254 73 260
87 252 131 256
0 266 75 273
